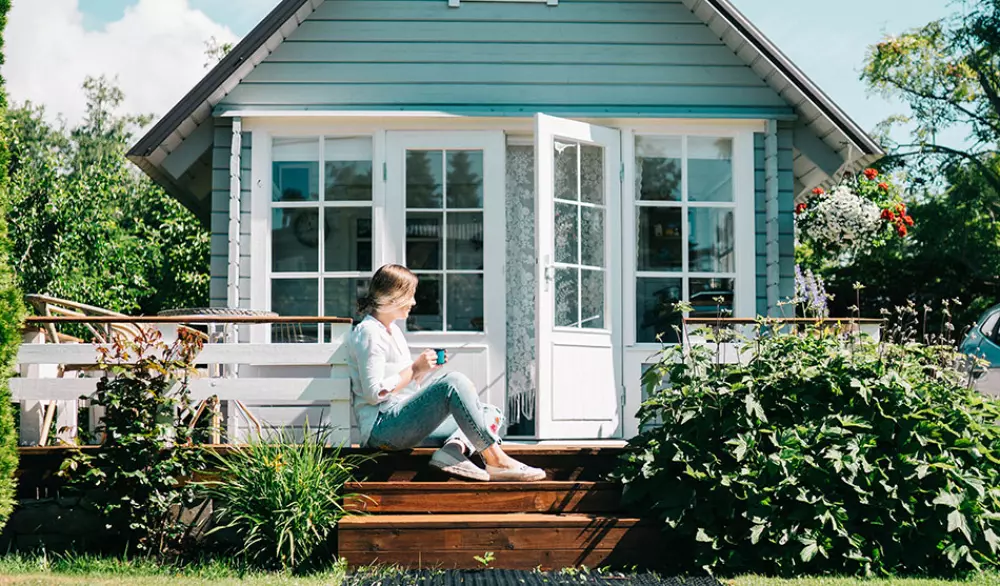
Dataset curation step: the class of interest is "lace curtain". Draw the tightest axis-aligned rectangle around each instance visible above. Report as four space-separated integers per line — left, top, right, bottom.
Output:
505 145 536 424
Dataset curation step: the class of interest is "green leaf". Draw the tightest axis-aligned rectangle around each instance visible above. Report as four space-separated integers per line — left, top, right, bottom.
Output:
750 524 766 545
696 528 713 543
800 540 819 563
948 510 973 544
985 528 1000 554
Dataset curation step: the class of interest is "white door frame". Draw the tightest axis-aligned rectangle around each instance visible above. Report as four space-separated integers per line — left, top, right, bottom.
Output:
384 130 508 410
534 114 623 439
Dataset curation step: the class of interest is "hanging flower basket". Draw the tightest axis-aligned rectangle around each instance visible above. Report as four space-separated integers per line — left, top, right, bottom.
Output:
795 168 913 256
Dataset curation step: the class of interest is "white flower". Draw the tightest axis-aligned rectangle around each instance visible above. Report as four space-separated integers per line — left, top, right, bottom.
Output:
798 185 881 252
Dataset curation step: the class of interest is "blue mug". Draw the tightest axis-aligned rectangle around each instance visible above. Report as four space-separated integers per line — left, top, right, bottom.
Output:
434 348 447 365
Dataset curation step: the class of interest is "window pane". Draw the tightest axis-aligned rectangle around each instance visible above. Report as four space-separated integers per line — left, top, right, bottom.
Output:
406 212 442 270
273 137 319 202
554 141 578 201
324 277 370 325
689 208 735 273
406 150 443 208
447 274 484 332
580 144 604 205
446 151 484 208
555 202 579 265
272 209 319 272
635 136 681 202
636 277 682 343
554 267 579 327
689 137 733 202
637 207 682 271
325 137 373 202
324 208 372 272
446 212 483 270
581 206 604 268
581 269 604 329
690 278 735 319
271 278 319 343
409 274 442 331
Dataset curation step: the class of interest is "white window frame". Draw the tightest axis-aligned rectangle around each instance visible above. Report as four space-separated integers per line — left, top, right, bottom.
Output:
620 123 757 437
249 127 389 343
384 131 506 345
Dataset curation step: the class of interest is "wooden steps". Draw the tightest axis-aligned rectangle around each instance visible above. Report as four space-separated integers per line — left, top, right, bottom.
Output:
352 445 625 482
345 481 622 514
337 513 660 570
337 445 663 570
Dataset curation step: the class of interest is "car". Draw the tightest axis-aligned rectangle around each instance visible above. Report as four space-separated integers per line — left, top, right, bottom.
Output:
959 304 1000 397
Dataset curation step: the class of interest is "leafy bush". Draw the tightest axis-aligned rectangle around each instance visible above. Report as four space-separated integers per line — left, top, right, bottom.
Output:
615 319 1000 576
60 329 206 554
196 426 369 571
0 0 23 534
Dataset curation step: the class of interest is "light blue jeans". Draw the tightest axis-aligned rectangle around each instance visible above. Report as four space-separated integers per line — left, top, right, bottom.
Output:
366 372 503 454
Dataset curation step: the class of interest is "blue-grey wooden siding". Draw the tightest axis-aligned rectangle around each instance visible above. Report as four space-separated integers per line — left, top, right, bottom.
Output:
220 0 789 116
209 119 252 311
754 125 795 317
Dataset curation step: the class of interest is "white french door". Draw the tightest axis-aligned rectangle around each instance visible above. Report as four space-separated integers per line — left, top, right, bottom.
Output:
534 114 623 439
384 131 507 409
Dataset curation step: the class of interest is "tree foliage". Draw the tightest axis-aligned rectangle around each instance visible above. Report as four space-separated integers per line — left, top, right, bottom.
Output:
819 157 1000 328
0 0 24 533
863 0 1000 199
6 76 209 314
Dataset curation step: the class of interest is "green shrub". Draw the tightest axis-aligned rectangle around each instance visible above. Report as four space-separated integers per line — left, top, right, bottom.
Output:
196 426 369 571
615 320 1000 576
60 329 207 554
0 0 22 534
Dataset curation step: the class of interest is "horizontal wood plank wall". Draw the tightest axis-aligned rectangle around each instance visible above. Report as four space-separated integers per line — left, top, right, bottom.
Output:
209 118 252 317
221 0 785 114
754 124 795 317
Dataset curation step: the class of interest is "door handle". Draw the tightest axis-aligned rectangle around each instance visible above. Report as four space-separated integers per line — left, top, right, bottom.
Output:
543 255 554 292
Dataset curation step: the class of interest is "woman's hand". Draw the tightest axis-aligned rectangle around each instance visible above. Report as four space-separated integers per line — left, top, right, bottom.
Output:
412 349 440 379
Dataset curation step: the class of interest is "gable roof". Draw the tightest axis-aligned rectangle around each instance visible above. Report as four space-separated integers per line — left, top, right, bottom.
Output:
129 0 883 218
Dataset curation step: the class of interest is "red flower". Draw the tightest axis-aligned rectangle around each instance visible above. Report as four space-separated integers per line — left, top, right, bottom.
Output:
897 225 908 237
878 182 889 191
812 187 825 195
864 168 879 180
880 209 892 220
904 215 914 226
795 203 808 215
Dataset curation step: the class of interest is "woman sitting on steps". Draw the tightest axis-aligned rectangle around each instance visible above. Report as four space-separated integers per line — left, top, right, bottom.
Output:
346 264 546 482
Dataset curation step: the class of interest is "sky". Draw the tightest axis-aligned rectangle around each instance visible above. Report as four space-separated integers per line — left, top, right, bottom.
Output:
3 0 957 139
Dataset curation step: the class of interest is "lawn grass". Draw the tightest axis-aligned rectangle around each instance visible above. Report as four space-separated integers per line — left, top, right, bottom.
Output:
0 554 996 586
0 552 347 585
731 574 1000 586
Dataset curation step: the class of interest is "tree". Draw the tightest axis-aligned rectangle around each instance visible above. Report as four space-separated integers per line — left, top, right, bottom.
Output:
0 0 25 532
821 157 1000 329
6 76 209 315
863 0 1000 202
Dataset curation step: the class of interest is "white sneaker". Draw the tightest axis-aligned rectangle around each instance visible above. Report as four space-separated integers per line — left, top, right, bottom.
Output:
485 461 547 482
429 443 489 482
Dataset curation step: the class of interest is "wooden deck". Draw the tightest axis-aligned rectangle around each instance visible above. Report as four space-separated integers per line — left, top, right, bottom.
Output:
14 444 663 570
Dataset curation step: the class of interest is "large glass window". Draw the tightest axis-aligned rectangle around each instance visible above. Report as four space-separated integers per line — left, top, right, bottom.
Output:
271 136 373 342
635 135 736 343
404 149 485 332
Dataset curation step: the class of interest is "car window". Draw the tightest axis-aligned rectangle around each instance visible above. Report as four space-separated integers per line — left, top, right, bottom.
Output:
981 311 1000 343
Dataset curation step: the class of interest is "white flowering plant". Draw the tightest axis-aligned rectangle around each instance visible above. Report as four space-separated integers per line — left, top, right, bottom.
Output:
795 168 912 256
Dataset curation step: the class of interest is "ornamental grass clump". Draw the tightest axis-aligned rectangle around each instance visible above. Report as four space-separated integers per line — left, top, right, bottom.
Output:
196 425 370 572
615 313 1000 577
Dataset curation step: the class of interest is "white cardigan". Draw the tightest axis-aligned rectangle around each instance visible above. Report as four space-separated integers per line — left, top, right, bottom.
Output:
346 315 419 445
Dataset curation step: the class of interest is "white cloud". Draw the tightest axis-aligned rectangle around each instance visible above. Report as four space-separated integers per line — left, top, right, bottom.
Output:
4 0 240 127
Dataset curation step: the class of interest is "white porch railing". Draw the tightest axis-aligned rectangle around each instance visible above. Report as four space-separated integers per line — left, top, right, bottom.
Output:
13 315 355 447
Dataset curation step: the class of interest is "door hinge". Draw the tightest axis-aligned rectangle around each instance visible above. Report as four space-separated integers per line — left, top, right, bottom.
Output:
619 162 625 184
382 162 387 182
